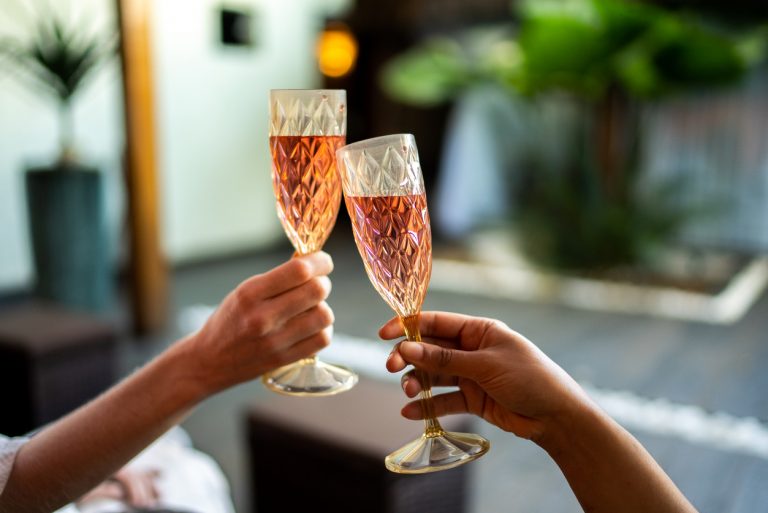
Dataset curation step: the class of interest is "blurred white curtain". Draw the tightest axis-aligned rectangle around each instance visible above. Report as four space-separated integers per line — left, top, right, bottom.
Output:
435 75 768 252
434 85 524 238
642 71 768 252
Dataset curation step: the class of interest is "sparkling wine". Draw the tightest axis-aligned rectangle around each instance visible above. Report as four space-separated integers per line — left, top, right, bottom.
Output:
270 135 345 254
345 194 432 318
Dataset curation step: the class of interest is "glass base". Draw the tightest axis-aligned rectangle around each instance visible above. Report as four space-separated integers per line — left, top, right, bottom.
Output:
262 359 358 397
385 431 490 474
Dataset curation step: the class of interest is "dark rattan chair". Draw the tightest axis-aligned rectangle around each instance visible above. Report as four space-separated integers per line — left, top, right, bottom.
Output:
0 302 117 436
246 377 473 513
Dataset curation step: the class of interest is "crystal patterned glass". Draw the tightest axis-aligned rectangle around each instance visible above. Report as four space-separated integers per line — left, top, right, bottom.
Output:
337 134 490 473
263 89 358 396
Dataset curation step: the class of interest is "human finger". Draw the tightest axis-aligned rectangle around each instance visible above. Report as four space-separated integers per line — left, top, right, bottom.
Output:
265 275 331 322
270 327 333 368
76 482 123 504
120 473 152 507
398 341 482 380
386 337 461 373
386 341 406 372
136 475 158 507
401 370 458 397
401 390 469 420
378 311 474 341
260 302 334 354
379 311 498 351
241 252 333 300
378 317 404 340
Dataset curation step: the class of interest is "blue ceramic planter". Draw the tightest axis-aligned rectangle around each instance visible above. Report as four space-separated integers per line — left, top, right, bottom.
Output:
25 165 112 311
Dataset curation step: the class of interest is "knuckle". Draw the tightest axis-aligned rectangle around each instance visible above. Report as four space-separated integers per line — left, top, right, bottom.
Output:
260 356 280 372
436 346 453 369
317 301 335 326
317 328 332 348
247 312 271 336
307 277 330 300
293 259 315 282
233 284 250 309
321 275 333 294
260 334 281 353
489 319 509 332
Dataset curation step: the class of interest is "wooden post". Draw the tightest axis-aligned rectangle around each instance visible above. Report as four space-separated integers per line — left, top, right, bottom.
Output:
116 0 168 334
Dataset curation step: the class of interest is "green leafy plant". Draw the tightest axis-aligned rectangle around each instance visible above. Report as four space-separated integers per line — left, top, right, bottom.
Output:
381 0 766 270
0 11 115 164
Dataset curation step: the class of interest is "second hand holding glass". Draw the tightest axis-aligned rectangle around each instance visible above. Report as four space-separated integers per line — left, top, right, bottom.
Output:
337 134 490 473
263 89 358 396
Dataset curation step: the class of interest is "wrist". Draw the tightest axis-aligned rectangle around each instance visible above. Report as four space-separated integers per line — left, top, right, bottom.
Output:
534 394 606 457
156 334 217 405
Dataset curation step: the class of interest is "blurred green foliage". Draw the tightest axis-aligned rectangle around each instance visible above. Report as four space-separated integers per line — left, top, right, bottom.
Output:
382 0 764 104
515 120 708 270
381 0 766 271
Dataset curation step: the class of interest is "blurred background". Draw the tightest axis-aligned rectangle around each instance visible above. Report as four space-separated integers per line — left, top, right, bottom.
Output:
1 0 768 512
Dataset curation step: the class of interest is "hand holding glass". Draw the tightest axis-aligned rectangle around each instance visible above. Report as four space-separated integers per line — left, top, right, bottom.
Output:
263 89 357 396
337 134 490 473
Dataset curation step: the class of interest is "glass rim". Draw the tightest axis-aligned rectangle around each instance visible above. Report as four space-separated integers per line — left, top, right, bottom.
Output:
269 89 346 136
270 88 346 92
270 88 346 96
337 133 415 155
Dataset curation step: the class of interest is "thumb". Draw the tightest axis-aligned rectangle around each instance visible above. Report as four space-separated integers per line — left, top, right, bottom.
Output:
399 341 479 379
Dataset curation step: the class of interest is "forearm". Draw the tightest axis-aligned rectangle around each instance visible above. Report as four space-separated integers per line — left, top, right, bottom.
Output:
0 337 208 513
539 402 697 513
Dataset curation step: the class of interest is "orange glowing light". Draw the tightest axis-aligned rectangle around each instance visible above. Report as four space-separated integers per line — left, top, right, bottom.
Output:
316 25 358 78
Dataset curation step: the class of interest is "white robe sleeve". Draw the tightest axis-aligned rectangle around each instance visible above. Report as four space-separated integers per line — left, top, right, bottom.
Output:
0 434 28 496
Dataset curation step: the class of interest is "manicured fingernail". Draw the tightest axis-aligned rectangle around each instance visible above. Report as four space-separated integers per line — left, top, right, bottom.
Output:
401 403 421 420
400 341 424 362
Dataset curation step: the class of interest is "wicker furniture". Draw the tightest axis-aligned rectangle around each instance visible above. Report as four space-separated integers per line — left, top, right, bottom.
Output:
0 302 117 436
246 377 472 513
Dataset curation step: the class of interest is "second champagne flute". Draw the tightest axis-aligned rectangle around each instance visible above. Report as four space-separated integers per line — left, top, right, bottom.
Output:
263 89 358 396
337 134 490 473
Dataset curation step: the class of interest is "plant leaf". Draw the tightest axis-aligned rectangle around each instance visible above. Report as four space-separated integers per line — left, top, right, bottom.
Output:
380 39 470 107
0 11 115 104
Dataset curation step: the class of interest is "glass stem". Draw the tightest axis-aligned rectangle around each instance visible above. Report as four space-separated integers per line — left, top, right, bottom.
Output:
401 314 445 438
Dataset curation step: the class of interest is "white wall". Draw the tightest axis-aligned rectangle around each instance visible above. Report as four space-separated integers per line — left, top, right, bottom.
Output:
0 0 123 290
152 0 323 261
0 0 346 291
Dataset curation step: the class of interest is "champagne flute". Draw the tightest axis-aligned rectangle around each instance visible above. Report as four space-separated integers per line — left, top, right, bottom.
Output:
336 134 490 473
263 89 358 396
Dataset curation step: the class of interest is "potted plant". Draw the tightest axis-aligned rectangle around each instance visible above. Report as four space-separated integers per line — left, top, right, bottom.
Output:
381 0 766 271
1 13 115 311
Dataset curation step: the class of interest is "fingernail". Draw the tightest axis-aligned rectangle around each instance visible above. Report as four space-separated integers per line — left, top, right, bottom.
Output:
400 341 424 362
400 374 409 392
401 403 421 420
